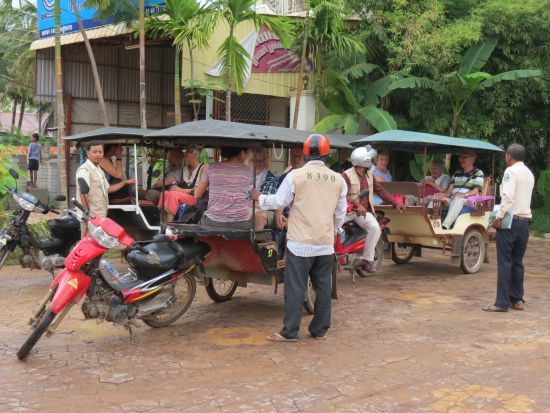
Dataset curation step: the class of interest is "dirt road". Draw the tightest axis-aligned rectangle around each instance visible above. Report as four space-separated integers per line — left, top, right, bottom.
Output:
1 239 549 412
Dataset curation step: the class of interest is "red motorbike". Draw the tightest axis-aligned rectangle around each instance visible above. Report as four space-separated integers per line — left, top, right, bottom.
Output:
17 179 210 360
335 211 390 280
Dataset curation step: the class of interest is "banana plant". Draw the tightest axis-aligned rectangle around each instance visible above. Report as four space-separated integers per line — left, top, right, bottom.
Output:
387 37 542 136
313 63 431 134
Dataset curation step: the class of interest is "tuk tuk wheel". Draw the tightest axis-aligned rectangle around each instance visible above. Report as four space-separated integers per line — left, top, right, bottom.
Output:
303 278 316 315
460 229 486 274
205 278 238 302
391 243 415 265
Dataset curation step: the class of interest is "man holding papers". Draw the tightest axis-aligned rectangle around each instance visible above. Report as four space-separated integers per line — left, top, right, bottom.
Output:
483 144 535 312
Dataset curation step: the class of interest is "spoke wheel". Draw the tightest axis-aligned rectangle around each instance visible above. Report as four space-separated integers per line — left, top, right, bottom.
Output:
460 229 486 274
142 274 196 328
17 309 55 360
303 277 315 315
391 243 415 265
205 278 238 302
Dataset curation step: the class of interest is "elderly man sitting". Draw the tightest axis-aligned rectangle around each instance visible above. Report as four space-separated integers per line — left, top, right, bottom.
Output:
406 159 451 206
250 148 279 230
435 149 484 230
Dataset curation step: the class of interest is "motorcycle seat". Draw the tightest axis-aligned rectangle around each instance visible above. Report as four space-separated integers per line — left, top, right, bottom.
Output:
49 214 79 231
126 241 182 276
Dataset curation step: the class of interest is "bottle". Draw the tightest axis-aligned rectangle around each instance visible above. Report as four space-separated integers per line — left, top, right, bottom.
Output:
99 259 120 285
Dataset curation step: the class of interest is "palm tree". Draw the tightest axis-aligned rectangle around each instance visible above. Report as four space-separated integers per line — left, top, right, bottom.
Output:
146 0 216 122
84 0 144 126
210 0 295 121
70 0 109 126
298 0 365 123
388 37 542 136
54 0 67 200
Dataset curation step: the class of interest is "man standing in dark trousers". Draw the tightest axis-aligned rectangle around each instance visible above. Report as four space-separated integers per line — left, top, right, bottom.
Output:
252 134 347 341
483 144 534 312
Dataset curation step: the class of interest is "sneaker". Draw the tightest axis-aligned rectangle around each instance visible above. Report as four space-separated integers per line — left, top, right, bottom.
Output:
511 301 525 310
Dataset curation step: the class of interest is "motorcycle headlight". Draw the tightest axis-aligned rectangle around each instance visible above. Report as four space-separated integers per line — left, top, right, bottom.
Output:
88 222 126 250
14 194 36 212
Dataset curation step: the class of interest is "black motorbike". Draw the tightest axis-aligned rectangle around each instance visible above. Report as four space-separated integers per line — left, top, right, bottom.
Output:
0 169 80 274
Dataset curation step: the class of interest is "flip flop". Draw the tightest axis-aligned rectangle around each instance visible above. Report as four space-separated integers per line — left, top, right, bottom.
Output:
266 333 298 342
511 301 525 310
482 305 508 312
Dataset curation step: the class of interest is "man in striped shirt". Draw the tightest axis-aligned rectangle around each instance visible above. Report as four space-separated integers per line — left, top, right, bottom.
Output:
436 149 484 230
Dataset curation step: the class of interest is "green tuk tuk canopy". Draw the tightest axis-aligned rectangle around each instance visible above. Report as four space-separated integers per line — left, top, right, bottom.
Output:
351 130 503 154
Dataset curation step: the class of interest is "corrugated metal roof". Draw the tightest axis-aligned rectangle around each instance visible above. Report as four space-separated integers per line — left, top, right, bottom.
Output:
30 22 132 51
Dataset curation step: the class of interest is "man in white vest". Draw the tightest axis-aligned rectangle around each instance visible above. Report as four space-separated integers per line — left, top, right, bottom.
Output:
342 146 406 273
76 141 135 234
252 134 347 342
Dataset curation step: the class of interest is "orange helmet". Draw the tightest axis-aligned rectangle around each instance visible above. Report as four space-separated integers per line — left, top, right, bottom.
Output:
303 134 331 158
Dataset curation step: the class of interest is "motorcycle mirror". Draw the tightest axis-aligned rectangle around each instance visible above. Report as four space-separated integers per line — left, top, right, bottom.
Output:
78 178 90 195
9 168 19 180
54 195 66 202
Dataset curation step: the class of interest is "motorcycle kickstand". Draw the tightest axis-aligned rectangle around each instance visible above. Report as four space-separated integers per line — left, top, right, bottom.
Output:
123 319 141 343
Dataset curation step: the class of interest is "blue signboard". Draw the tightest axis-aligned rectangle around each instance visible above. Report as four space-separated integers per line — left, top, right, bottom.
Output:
37 0 166 39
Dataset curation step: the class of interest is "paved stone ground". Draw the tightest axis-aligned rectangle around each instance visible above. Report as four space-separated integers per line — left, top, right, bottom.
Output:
0 239 549 412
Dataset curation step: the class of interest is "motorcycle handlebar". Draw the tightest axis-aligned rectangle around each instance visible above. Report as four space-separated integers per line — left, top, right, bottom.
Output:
71 198 87 214
50 208 60 215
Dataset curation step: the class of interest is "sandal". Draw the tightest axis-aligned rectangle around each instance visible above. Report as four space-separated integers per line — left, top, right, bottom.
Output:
511 301 525 310
482 305 508 312
266 332 298 342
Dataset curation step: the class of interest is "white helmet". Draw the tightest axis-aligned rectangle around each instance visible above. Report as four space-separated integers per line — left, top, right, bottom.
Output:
350 145 377 169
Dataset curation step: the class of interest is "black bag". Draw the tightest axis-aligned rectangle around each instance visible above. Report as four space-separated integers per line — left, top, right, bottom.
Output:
177 191 209 224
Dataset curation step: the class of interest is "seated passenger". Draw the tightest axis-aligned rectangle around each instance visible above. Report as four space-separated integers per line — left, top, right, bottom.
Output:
372 150 392 205
406 160 451 206
343 146 405 274
100 144 133 204
435 149 484 230
276 146 305 229
146 148 185 205
158 145 206 221
194 146 252 229
250 148 278 230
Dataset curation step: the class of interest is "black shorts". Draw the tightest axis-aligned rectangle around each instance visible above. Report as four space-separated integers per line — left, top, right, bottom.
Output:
27 159 39 171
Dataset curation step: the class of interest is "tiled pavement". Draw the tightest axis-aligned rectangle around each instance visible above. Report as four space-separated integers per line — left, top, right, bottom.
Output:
1 239 549 412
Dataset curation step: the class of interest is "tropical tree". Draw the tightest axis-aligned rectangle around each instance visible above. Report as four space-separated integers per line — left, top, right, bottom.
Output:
390 37 541 136
0 1 37 133
70 0 109 126
146 0 216 122
210 0 295 121
54 0 68 200
84 0 145 126
313 63 431 133
299 0 365 122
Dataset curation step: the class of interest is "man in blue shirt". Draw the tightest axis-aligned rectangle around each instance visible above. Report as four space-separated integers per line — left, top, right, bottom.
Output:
27 133 42 188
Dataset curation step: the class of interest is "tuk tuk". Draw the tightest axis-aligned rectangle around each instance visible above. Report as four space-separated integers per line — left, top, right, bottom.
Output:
351 130 503 274
146 119 354 312
65 127 162 241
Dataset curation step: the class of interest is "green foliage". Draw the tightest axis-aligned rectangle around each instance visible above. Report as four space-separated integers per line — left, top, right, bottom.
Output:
536 170 550 204
408 154 447 182
531 206 550 236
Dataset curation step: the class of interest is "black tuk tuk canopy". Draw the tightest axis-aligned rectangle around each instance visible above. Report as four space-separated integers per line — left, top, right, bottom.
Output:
64 127 152 144
144 119 354 149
